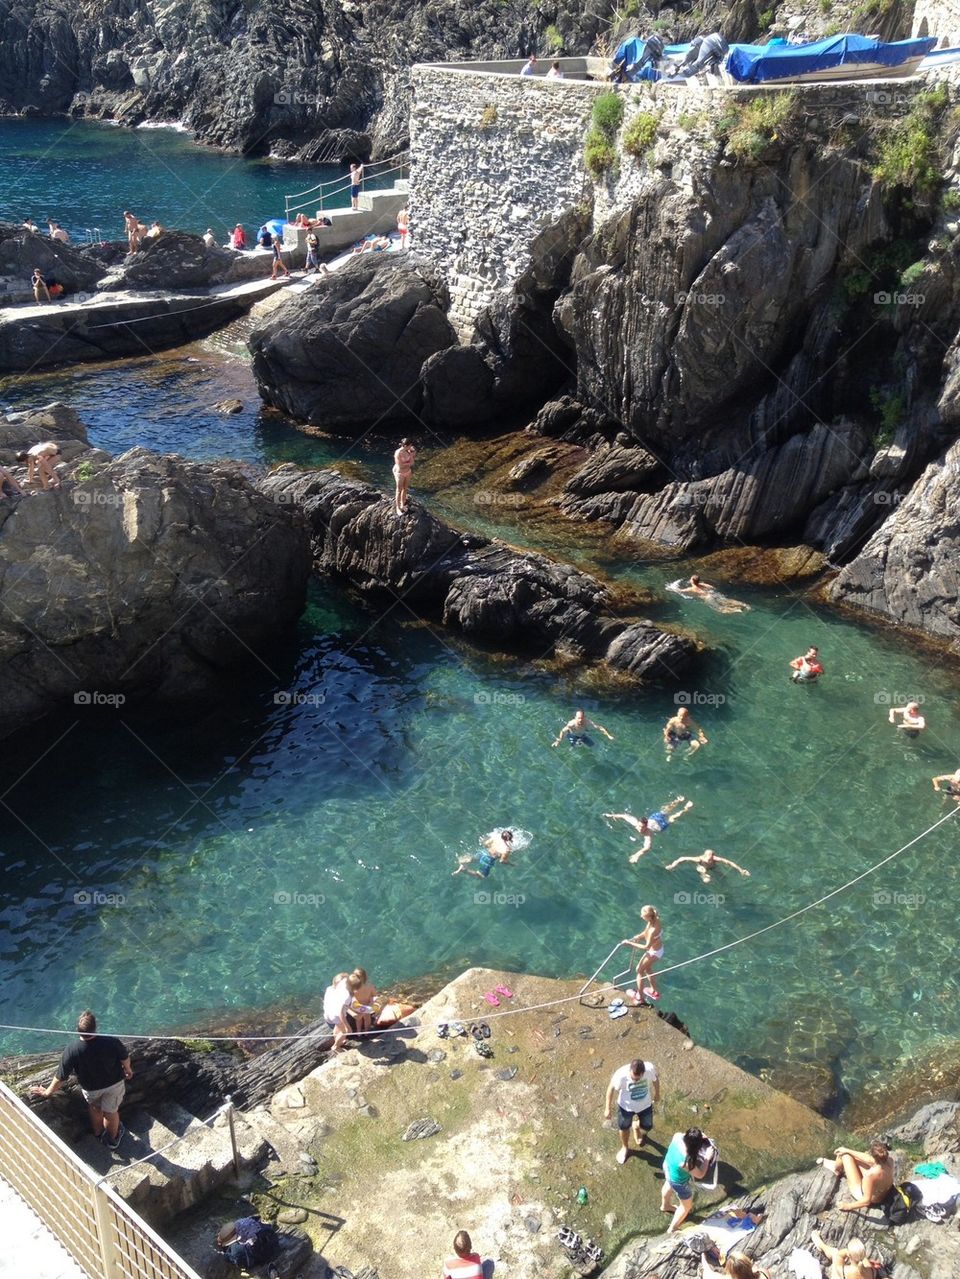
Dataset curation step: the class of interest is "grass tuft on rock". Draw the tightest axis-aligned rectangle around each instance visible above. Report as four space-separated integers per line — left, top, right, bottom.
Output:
622 111 660 159
584 126 617 177
719 92 797 163
591 90 625 134
872 86 948 200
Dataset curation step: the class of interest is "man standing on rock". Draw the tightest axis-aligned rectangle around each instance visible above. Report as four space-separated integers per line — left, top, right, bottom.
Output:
604 1057 659 1163
350 162 363 211
30 1010 132 1149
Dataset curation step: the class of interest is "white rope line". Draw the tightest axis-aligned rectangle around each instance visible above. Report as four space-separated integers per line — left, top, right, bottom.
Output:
6 803 957 1047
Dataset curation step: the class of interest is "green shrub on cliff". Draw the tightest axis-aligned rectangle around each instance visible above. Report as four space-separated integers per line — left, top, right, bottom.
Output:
584 126 617 177
592 91 625 134
622 111 660 159
545 24 564 52
720 92 796 163
872 87 948 200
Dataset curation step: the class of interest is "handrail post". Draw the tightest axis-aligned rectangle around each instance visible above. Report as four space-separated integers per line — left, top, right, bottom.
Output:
225 1095 240 1178
92 1180 122 1279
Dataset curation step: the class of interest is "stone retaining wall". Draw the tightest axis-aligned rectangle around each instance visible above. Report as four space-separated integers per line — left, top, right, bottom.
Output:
410 66 923 338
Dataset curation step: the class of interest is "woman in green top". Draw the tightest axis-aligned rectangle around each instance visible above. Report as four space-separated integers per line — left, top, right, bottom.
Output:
661 1127 712 1232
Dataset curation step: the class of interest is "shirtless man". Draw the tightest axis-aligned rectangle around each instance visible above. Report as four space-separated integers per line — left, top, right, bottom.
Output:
933 768 960 801
816 1141 894 1212
675 574 714 598
453 829 514 879
605 798 693 862
664 847 750 885
123 211 139 253
397 206 410 248
663 706 708 759
350 162 363 210
48 220 69 243
16 441 61 490
890 702 925 737
552 708 614 748
32 269 51 306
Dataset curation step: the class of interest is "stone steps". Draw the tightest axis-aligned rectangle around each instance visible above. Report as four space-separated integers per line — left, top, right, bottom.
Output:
74 1101 269 1226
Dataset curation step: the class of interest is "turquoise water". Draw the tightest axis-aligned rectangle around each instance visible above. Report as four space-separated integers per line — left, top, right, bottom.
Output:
1 131 960 1100
0 119 388 243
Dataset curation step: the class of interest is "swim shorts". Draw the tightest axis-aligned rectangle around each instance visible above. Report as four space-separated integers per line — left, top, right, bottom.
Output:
667 731 692 745
351 184 361 198
648 811 669 833
476 850 495 878
566 733 593 747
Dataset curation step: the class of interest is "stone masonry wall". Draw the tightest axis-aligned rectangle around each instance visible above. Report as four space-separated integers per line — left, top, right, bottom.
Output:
410 66 925 338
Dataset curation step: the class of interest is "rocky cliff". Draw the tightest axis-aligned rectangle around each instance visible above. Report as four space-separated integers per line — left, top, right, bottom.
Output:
0 404 312 737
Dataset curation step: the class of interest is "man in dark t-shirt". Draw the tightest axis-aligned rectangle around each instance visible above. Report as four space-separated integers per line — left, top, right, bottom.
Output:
30 1009 133 1149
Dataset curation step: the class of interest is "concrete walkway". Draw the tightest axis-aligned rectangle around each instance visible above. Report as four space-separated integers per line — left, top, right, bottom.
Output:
0 1176 87 1279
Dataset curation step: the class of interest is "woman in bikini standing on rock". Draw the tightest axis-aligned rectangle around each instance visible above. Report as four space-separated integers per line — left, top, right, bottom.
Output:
393 438 416 516
623 904 663 1003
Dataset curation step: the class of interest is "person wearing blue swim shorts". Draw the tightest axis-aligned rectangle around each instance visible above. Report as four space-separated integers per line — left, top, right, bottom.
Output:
453 829 514 878
604 797 693 863
552 707 614 748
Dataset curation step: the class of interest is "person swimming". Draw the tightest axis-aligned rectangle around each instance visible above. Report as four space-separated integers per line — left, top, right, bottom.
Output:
552 707 614 748
664 847 750 885
671 575 750 614
453 829 514 879
604 797 693 863
790 647 824 683
663 707 708 760
889 701 925 737
933 768 960 801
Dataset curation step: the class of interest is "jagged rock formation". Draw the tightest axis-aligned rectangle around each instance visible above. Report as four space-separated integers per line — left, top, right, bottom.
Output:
0 222 107 301
828 437 960 644
0 0 609 158
0 407 312 736
249 255 457 430
257 465 697 679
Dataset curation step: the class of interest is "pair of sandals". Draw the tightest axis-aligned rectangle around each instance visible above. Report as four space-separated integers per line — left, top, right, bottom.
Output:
437 1021 467 1039
472 1023 493 1058
483 983 514 1006
557 1227 603 1266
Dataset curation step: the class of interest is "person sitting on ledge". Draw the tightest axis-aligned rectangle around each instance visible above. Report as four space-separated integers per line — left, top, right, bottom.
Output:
214 1218 280 1272
22 216 38 232
293 212 314 228
144 220 164 239
230 223 246 250
203 228 216 248
815 1141 894 1211
521 52 538 75
48 219 70 243
546 60 564 79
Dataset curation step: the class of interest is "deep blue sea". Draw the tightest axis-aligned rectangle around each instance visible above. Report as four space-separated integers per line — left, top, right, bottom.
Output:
0 121 958 1106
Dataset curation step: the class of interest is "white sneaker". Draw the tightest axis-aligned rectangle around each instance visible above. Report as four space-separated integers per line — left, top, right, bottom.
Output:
616 1146 628 1164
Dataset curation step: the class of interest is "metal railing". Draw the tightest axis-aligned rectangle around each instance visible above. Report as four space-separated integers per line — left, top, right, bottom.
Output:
0 1081 202 1279
285 150 410 218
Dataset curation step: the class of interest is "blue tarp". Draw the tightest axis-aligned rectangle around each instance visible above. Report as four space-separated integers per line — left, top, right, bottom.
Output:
612 36 688 81
726 34 937 83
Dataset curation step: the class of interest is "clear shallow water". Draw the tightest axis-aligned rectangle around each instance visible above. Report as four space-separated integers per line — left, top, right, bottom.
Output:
0 118 386 244
1 185 959 1100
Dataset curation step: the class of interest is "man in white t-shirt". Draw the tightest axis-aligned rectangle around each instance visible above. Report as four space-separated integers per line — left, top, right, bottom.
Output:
604 1057 659 1164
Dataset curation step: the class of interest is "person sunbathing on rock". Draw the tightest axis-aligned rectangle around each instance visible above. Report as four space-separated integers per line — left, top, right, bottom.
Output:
815 1141 894 1211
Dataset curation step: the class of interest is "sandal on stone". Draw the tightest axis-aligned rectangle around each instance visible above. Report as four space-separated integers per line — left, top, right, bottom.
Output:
475 1039 494 1059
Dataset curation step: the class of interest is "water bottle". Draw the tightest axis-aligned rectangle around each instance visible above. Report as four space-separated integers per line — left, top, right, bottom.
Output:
577 1185 588 1205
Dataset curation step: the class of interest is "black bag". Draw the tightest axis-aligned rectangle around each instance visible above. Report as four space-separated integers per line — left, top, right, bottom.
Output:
882 1180 921 1225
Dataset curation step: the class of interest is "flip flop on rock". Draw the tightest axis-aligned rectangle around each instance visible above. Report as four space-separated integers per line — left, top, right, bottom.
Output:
494 984 514 999
483 991 501 1006
609 1005 629 1020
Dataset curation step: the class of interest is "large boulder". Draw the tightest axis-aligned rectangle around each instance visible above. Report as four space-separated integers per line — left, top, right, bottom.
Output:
249 255 457 431
0 431 312 737
257 465 697 680
827 438 960 642
96 230 243 292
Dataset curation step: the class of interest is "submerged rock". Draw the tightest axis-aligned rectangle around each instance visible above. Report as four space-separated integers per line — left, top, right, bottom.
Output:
249 256 456 431
257 466 697 680
0 423 311 737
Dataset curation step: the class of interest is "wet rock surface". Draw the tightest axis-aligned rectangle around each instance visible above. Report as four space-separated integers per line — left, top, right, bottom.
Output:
257 465 697 680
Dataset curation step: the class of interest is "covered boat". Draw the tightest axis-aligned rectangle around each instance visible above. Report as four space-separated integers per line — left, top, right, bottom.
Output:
725 33 937 84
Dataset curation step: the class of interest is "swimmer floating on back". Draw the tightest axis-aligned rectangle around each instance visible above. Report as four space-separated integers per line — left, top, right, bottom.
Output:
889 701 925 737
672 574 750 614
453 828 514 879
664 847 750 885
663 707 708 760
604 797 693 863
552 707 614 748
790 646 824 683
